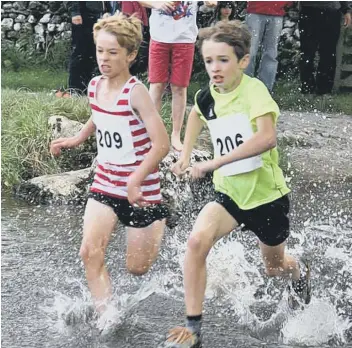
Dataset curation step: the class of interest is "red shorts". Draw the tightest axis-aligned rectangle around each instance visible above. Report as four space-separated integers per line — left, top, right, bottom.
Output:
148 40 195 87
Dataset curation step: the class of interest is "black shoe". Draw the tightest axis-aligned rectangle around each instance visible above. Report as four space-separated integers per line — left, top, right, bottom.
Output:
288 259 312 309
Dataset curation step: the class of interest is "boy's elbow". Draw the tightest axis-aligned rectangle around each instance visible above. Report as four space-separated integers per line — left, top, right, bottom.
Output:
267 135 277 149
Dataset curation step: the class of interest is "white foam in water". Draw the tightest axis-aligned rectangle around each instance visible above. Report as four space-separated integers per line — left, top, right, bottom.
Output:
97 279 159 335
40 219 352 346
206 239 264 323
41 277 160 335
281 298 351 345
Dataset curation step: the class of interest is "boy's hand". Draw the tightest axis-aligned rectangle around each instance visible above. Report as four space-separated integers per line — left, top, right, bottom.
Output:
72 15 83 25
191 159 218 179
344 13 352 27
127 177 149 207
171 158 190 176
154 1 174 13
50 137 78 156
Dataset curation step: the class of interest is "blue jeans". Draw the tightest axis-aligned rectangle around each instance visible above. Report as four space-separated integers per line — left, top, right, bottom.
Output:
245 13 283 91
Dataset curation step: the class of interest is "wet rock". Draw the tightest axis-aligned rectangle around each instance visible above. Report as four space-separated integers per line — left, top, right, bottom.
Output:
2 3 13 10
14 168 93 204
15 14 26 22
47 23 55 32
39 13 50 24
1 18 13 31
7 30 19 39
50 14 61 24
34 22 44 35
49 115 83 139
57 22 70 32
27 15 36 24
14 149 214 211
13 1 28 10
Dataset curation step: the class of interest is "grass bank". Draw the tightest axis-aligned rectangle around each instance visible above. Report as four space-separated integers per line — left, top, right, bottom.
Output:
1 89 174 188
3 68 352 115
2 68 351 189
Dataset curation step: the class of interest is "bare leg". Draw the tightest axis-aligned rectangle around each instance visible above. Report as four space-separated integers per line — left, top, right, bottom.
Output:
184 202 238 315
79 199 118 311
125 219 166 275
170 84 187 152
149 82 167 113
259 241 300 281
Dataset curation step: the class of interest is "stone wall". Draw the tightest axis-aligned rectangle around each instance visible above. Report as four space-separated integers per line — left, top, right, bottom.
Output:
1 1 71 50
1 1 300 72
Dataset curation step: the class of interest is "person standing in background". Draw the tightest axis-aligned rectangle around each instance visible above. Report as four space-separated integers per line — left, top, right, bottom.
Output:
139 1 216 152
208 1 236 26
245 1 292 92
119 1 150 76
299 1 352 95
57 2 111 97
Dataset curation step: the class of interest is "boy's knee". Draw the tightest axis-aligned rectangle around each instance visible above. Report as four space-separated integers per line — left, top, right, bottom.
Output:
171 85 186 96
187 233 212 257
79 243 104 266
126 259 152 276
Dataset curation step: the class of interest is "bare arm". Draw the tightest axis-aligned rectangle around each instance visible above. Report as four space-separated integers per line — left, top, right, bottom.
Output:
129 84 170 185
215 114 276 169
138 1 174 11
171 107 204 175
50 117 96 156
74 117 96 145
191 114 276 178
181 107 204 162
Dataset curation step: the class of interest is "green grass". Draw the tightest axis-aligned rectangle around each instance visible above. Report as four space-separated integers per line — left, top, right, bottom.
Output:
2 67 350 188
1 89 91 187
273 79 352 115
1 69 68 92
1 88 175 188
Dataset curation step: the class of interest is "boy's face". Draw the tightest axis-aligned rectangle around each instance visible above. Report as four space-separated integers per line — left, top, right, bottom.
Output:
96 30 136 78
202 40 249 92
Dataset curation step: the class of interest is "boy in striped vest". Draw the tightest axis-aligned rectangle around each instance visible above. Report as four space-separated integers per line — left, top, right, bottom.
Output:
50 13 170 313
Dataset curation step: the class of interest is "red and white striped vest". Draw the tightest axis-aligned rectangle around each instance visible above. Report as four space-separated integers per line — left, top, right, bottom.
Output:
88 75 162 204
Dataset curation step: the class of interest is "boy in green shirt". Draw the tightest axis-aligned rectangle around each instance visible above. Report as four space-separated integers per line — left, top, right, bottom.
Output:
159 20 311 348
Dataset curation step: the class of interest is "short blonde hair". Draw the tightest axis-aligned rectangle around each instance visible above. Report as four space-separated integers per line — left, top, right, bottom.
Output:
93 12 143 54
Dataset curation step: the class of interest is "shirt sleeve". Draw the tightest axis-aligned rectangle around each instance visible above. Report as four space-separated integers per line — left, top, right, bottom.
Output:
247 79 280 123
194 89 203 117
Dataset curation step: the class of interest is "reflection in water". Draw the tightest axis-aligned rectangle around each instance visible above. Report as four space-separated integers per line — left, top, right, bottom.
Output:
1 191 351 347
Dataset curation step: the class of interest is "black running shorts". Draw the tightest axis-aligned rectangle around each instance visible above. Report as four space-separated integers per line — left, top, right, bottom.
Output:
215 192 290 246
88 192 169 228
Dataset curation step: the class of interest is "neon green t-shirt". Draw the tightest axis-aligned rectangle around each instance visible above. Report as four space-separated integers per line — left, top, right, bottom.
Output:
194 74 290 210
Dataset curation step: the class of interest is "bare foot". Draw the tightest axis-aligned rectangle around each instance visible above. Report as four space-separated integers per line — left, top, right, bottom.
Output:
171 134 183 152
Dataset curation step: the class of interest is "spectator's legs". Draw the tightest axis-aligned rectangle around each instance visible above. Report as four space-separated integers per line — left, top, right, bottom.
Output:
299 7 320 94
245 13 266 77
170 85 187 151
316 10 341 95
68 17 97 94
258 15 283 91
170 43 195 152
68 23 86 93
82 17 98 92
148 40 171 112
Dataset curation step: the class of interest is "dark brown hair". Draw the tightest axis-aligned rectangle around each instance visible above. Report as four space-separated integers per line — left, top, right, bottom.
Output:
198 20 251 60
